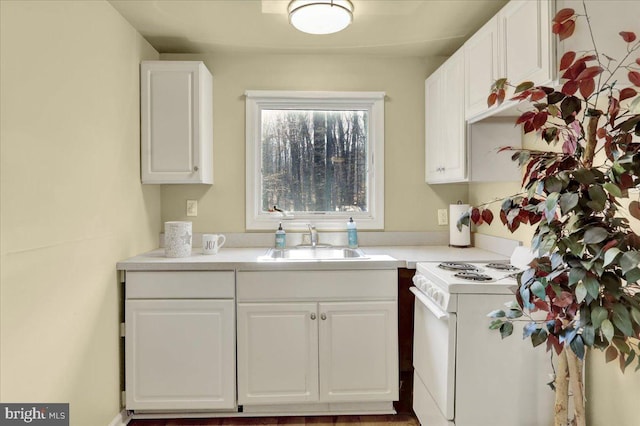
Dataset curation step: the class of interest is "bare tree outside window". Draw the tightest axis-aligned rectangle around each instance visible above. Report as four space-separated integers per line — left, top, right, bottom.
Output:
261 109 368 214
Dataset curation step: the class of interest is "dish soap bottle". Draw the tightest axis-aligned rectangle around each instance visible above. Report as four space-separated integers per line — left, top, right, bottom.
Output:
275 223 286 249
347 217 358 249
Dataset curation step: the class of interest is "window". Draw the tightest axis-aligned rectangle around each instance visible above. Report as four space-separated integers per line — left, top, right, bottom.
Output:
246 91 384 230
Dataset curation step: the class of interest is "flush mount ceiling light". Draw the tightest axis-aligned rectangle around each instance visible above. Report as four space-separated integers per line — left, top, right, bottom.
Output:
288 0 354 35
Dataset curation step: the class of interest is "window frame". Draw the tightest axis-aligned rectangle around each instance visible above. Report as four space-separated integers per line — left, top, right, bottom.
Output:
245 90 385 231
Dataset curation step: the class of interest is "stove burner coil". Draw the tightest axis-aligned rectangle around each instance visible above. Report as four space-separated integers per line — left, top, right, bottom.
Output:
485 263 520 272
438 262 477 271
454 271 494 281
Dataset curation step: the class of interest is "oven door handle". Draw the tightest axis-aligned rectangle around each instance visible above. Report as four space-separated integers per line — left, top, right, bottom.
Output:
410 286 449 319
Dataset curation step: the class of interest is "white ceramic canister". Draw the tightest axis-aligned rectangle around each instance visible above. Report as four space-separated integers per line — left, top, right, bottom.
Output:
202 234 226 255
164 221 192 257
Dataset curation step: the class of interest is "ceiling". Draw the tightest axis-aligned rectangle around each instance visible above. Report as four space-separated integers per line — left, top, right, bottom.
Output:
108 0 508 57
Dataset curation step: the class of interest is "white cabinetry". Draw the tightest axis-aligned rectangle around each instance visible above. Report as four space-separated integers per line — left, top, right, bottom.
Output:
140 61 213 184
125 271 235 412
236 270 398 410
465 1 554 120
425 50 466 184
465 16 499 119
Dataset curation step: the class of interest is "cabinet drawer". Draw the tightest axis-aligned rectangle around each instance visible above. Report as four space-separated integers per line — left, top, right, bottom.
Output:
126 271 234 299
237 270 397 302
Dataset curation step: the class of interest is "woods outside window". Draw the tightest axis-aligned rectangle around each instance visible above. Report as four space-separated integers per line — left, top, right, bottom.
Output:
245 91 385 230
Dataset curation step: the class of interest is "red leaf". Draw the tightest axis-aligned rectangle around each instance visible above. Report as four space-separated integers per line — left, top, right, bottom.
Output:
552 22 562 35
576 66 603 81
620 173 634 190
596 127 606 139
533 299 549 311
481 209 494 225
497 88 506 104
605 346 618 363
628 71 640 87
558 20 576 41
533 111 548 130
530 90 547 101
637 58 640 66
516 111 536 125
547 334 563 355
561 80 579 96
559 51 576 71
620 87 637 101
500 209 508 225
487 92 498 107
579 78 595 98
553 8 575 24
470 207 481 224
553 291 574 308
523 120 535 134
609 97 620 126
603 239 619 252
620 31 637 43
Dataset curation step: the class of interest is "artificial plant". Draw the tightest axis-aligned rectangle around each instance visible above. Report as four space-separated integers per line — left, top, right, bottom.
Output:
458 4 640 426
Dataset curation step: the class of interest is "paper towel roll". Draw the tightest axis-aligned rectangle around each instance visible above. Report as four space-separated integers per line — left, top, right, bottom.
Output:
165 221 192 258
450 204 471 247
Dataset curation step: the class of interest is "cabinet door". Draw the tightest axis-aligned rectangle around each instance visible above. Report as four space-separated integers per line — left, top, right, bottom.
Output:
439 50 466 182
424 70 443 182
140 61 213 184
500 0 552 86
237 302 319 404
318 301 398 402
125 299 235 411
465 16 499 119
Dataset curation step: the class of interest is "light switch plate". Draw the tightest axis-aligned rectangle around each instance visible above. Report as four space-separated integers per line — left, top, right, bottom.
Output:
187 200 198 216
437 209 448 225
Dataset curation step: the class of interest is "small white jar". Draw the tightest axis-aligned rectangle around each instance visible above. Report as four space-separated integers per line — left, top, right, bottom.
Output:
164 221 192 258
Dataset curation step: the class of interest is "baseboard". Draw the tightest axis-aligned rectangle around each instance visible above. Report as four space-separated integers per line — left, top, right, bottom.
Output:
107 409 131 426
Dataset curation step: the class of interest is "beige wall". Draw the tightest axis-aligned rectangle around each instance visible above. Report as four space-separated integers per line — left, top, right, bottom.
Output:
0 1 160 425
159 52 468 233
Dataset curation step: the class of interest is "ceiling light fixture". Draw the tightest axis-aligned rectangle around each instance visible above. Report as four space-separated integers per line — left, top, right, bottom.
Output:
288 0 354 35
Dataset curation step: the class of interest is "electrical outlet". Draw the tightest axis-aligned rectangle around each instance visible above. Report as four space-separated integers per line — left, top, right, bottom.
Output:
437 209 448 226
186 200 198 217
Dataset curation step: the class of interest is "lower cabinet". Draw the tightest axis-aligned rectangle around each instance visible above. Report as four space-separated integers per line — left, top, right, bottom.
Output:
236 269 399 407
125 271 236 412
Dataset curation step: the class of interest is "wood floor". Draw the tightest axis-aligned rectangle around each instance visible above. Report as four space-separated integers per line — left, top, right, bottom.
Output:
128 414 419 426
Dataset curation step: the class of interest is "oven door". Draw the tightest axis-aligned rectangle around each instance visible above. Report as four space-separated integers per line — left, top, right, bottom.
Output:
411 286 456 422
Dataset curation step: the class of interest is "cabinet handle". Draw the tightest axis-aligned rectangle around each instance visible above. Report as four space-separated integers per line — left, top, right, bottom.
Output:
193 166 199 172
320 313 327 321
310 313 316 320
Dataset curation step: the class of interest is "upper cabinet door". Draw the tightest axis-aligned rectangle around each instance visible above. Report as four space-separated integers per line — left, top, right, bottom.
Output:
439 51 466 182
424 69 443 182
465 16 499 119
499 0 553 87
141 61 213 184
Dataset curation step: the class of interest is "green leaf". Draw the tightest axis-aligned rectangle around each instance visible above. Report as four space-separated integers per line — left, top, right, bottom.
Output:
515 81 535 93
591 306 608 328
531 328 548 347
620 251 640 274
624 267 640 283
506 309 523 319
523 322 538 338
487 309 506 318
569 268 586 285
559 192 579 215
530 280 547 299
545 192 560 222
612 305 634 336
624 351 636 369
588 185 607 211
489 319 504 330
582 325 595 346
575 282 587 303
603 182 623 197
601 319 614 342
584 227 608 244
574 169 595 185
604 247 622 267
583 275 600 299
631 307 640 326
500 321 514 339
570 335 585 359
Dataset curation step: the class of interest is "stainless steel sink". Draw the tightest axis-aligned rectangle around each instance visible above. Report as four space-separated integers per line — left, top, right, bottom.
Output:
261 246 368 261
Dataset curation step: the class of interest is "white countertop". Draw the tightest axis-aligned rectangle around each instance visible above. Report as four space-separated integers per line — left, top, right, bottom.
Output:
117 245 509 271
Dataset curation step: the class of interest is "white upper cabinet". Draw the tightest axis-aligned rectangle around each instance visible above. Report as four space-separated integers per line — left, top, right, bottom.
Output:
499 0 553 87
465 16 500 119
465 1 554 120
425 50 466 184
140 61 213 184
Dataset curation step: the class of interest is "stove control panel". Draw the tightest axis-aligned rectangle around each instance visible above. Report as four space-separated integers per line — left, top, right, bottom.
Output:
412 273 448 311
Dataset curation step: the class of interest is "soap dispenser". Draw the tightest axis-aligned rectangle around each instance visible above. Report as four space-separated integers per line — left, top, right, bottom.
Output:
347 217 358 249
275 223 286 249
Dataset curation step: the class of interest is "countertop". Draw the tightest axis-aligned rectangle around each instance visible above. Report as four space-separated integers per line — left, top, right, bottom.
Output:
117 245 510 271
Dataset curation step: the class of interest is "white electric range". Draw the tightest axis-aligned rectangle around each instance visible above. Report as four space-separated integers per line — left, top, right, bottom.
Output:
410 260 554 426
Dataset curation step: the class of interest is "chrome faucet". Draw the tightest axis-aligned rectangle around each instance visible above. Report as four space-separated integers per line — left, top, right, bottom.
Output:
308 224 318 247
